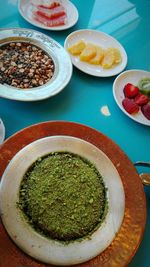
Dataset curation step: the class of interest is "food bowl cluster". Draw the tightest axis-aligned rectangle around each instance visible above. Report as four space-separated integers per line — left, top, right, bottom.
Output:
0 0 148 266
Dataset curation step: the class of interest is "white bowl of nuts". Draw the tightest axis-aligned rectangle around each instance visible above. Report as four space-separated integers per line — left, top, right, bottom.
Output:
0 28 72 101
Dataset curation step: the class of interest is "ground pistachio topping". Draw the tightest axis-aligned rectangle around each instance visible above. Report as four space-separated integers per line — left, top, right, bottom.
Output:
18 152 108 242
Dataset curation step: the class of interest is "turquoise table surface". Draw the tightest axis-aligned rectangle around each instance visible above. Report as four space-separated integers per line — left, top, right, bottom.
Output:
0 0 150 266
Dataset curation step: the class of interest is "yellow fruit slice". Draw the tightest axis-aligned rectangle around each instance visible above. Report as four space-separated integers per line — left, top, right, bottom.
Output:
101 48 115 69
67 40 86 56
89 46 104 65
80 43 97 62
113 48 122 64
101 47 122 68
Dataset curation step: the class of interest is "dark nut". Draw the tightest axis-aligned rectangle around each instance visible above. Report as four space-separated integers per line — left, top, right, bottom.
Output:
0 42 55 89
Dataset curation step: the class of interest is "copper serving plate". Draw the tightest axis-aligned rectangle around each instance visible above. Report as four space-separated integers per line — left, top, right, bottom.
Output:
0 121 146 267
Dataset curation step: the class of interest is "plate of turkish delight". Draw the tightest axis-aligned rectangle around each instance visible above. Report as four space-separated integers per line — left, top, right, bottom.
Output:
18 0 79 30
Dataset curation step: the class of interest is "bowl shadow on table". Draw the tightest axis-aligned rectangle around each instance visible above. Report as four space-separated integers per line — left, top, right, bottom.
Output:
72 66 115 86
4 82 73 116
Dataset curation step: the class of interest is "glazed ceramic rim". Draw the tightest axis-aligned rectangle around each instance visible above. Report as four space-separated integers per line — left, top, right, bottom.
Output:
64 29 128 77
18 0 79 31
0 28 72 101
0 135 125 265
0 118 5 144
113 69 150 126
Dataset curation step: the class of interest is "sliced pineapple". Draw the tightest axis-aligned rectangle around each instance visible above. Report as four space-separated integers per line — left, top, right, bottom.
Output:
67 40 86 56
113 48 122 64
101 47 122 68
80 43 97 62
89 46 104 65
68 40 122 69
101 48 115 69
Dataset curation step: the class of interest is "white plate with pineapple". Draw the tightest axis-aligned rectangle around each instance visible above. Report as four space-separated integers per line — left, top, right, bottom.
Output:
64 29 128 77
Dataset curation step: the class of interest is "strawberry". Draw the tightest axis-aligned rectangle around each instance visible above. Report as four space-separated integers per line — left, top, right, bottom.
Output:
123 83 139 98
141 102 150 120
122 98 139 114
134 93 149 106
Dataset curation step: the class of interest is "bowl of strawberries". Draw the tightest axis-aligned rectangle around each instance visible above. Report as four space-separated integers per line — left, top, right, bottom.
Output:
113 69 150 126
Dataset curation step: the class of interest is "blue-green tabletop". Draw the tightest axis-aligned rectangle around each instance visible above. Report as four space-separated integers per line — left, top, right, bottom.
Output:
0 0 150 266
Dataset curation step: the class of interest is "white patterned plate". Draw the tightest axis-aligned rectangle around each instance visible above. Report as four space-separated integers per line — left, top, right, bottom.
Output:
0 28 72 101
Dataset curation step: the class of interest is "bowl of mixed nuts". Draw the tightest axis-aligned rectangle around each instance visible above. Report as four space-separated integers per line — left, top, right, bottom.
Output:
0 28 72 101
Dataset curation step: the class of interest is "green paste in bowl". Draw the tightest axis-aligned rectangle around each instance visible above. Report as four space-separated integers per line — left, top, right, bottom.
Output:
18 152 107 242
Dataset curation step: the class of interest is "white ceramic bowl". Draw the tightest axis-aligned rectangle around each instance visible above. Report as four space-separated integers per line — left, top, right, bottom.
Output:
0 28 72 101
113 69 150 126
64 29 127 77
18 0 79 31
0 136 125 265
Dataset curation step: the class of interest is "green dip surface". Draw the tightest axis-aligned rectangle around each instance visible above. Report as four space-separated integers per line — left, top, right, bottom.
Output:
19 152 107 242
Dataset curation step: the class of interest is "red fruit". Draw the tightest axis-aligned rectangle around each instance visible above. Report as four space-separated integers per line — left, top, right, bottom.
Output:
134 93 149 106
123 83 139 98
141 102 150 120
122 98 139 114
